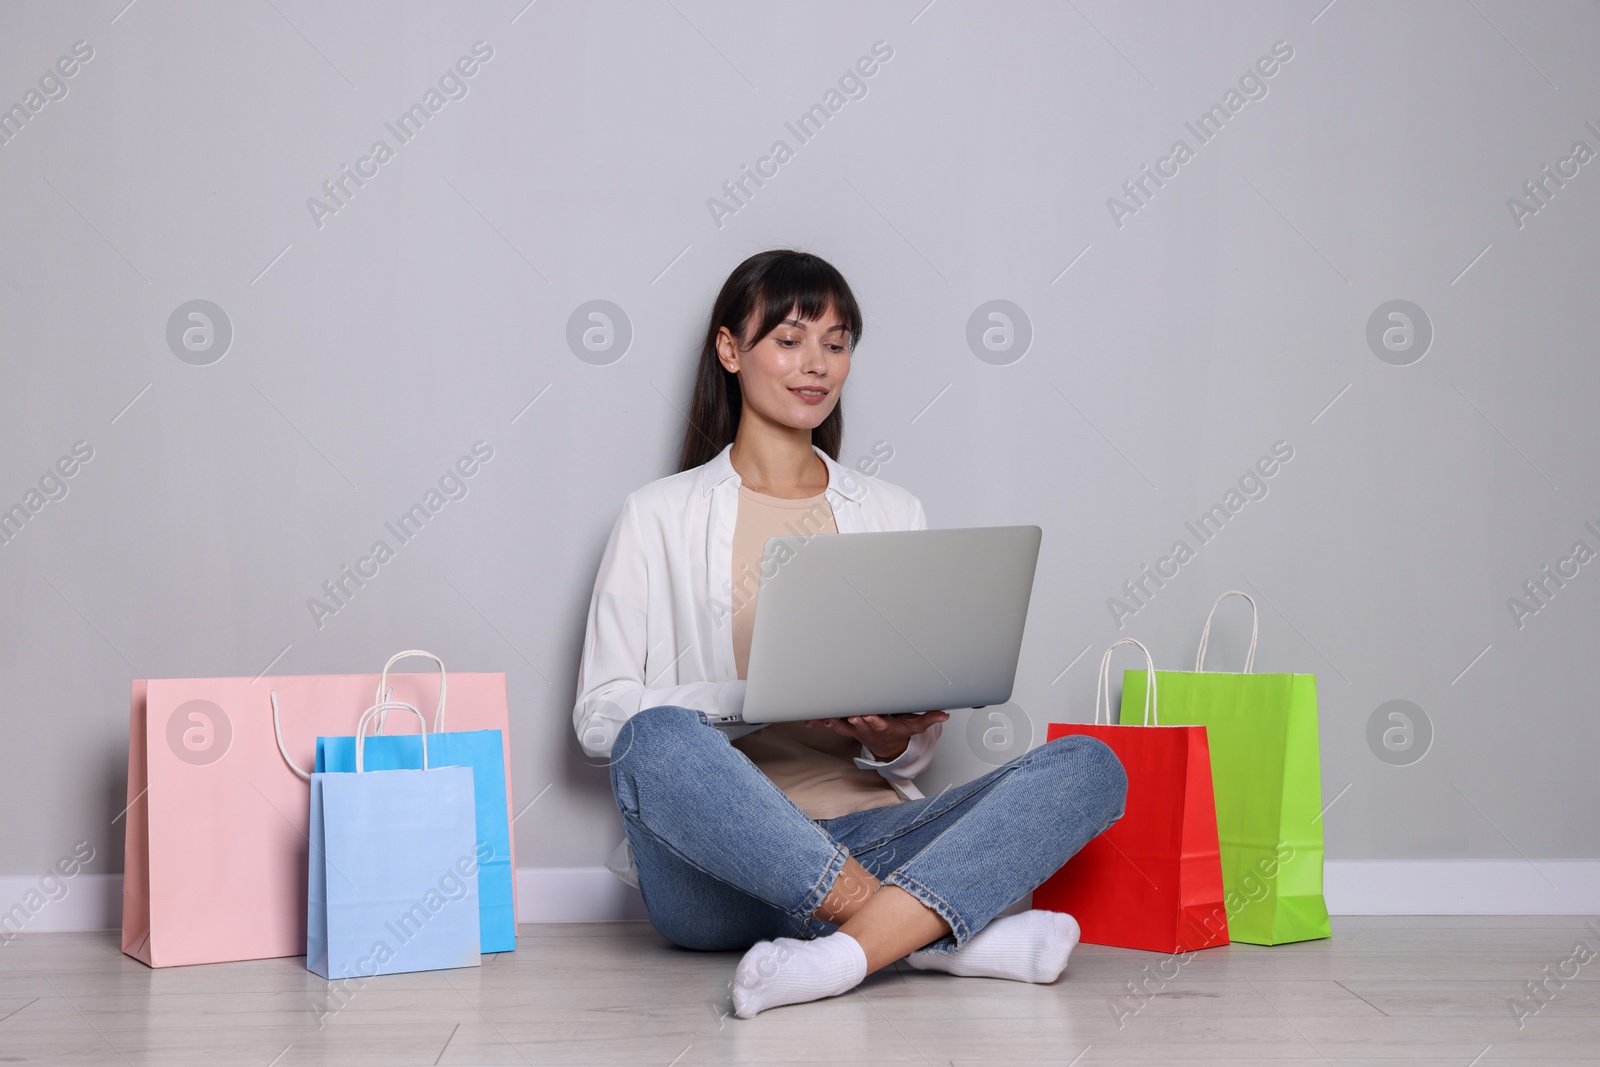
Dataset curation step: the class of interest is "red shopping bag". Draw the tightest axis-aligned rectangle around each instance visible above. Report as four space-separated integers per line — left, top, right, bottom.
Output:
1033 638 1228 953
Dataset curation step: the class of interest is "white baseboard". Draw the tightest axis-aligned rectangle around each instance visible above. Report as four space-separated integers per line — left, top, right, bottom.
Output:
0 873 122 936
1323 860 1600 915
512 867 650 923
4 861 1597 935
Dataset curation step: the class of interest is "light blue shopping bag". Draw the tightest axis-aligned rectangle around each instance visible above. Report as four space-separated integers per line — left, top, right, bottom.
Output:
307 702 482 979
314 650 516 953
316 729 513 952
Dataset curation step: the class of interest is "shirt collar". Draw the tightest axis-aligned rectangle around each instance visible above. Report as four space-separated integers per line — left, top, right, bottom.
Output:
697 441 867 503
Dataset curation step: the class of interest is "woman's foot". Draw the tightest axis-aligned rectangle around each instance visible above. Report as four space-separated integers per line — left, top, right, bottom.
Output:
904 909 1080 983
730 931 868 1018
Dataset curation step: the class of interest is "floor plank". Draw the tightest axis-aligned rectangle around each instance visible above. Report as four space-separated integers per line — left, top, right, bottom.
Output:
1 917 1597 1064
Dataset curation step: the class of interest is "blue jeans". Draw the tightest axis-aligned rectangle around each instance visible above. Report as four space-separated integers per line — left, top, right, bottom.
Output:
608 705 1128 954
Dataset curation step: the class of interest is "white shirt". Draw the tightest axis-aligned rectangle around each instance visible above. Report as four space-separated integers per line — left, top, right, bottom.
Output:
574 442 944 885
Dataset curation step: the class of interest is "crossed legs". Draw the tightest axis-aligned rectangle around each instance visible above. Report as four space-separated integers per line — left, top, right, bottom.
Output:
812 856 948 973
609 705 1127 1016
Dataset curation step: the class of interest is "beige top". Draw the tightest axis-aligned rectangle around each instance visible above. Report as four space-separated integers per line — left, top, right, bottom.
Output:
727 484 904 821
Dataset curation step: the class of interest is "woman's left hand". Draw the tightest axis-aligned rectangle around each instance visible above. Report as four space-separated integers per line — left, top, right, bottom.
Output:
801 710 949 762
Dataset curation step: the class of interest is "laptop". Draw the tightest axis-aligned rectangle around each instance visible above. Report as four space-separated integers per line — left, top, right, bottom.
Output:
713 525 1043 725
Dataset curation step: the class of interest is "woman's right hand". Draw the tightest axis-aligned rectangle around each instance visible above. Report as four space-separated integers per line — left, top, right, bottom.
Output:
800 709 948 760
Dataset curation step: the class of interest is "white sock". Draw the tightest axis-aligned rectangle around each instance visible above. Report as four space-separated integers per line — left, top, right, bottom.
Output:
905 909 1080 983
730 931 868 1018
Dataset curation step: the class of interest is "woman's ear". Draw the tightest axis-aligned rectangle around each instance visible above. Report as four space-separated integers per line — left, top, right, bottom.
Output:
715 325 740 374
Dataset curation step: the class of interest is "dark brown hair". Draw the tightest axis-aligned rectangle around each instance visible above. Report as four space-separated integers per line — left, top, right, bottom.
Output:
676 250 864 472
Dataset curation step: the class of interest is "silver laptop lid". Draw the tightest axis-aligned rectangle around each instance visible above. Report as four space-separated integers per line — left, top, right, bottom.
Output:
740 525 1042 724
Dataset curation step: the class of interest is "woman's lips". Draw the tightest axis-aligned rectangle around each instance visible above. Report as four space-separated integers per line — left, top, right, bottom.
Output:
790 387 829 404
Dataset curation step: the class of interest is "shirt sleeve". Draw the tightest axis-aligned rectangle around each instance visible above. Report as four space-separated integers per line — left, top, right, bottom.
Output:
573 492 749 760
853 721 942 780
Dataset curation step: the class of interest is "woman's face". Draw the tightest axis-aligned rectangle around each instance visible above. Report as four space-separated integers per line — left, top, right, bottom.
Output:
717 304 851 433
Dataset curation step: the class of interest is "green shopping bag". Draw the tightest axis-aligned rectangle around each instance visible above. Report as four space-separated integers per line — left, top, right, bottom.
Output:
1120 590 1330 945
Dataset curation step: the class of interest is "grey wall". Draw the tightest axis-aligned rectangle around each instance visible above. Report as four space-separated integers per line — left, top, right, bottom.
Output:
1 0 1596 884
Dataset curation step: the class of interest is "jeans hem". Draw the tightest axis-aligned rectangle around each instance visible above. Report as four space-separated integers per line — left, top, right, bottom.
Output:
794 842 853 933
883 870 968 950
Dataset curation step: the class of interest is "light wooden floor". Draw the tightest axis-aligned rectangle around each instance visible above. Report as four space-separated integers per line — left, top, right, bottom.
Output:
1 917 1597 1064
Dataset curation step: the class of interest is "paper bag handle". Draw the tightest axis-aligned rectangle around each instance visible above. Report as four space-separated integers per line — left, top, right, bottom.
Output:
355 701 429 773
1096 638 1158 726
1195 590 1258 674
377 650 447 732
269 690 313 782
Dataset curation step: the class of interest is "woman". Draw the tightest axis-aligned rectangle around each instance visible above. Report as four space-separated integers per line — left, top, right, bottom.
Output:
574 249 1127 1018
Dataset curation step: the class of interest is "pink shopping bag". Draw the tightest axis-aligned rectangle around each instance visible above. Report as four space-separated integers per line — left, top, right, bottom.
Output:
121 653 516 968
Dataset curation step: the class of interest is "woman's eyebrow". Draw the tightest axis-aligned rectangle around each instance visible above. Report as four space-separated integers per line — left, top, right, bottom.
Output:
780 318 847 334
